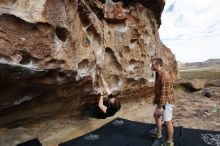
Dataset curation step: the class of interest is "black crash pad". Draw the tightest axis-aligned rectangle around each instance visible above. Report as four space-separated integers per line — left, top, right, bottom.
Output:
16 138 42 146
59 118 220 146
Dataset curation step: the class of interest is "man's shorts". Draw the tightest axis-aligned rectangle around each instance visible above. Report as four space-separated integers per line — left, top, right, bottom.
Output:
162 104 175 122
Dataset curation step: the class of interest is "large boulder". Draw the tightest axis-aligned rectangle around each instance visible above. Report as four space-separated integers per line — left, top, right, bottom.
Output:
181 79 206 91
205 80 220 87
0 0 177 127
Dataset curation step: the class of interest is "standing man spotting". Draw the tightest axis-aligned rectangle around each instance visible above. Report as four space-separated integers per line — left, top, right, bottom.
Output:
150 58 175 146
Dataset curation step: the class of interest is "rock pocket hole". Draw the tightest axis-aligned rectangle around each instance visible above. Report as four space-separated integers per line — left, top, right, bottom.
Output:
82 37 90 47
86 25 101 48
19 52 38 65
55 27 68 42
58 72 66 78
20 55 31 65
78 59 89 69
78 4 90 27
104 48 122 73
97 0 106 4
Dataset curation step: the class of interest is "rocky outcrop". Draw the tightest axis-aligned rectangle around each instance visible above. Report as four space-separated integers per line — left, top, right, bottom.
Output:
0 0 177 127
205 80 220 87
181 79 207 92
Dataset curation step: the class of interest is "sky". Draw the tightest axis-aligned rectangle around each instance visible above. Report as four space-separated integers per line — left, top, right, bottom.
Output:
159 0 220 63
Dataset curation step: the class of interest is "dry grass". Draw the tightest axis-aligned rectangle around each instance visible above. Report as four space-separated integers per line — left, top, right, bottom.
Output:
180 68 220 80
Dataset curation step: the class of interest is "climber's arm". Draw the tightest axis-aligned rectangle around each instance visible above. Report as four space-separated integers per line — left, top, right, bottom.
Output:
100 73 111 95
98 95 107 113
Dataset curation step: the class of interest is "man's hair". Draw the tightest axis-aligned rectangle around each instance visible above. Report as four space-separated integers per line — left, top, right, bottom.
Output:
109 98 121 111
108 94 114 98
113 99 121 111
152 57 163 67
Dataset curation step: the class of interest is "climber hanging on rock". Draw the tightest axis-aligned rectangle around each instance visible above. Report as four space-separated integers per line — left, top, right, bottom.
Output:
82 73 121 119
97 73 121 117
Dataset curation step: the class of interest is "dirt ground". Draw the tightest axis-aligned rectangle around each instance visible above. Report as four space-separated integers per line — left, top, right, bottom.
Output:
173 87 220 130
0 87 219 146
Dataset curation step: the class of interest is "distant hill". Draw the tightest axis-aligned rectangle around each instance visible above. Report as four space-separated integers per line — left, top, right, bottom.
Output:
178 59 220 70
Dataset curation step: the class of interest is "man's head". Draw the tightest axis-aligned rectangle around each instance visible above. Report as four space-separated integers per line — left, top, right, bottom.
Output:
151 57 163 71
108 96 121 111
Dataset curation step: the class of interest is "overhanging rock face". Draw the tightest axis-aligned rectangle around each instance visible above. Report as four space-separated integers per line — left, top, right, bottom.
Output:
0 0 177 127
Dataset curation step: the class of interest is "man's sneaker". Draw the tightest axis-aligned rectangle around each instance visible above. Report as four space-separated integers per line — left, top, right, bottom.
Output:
151 132 162 139
149 128 162 139
161 141 174 146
